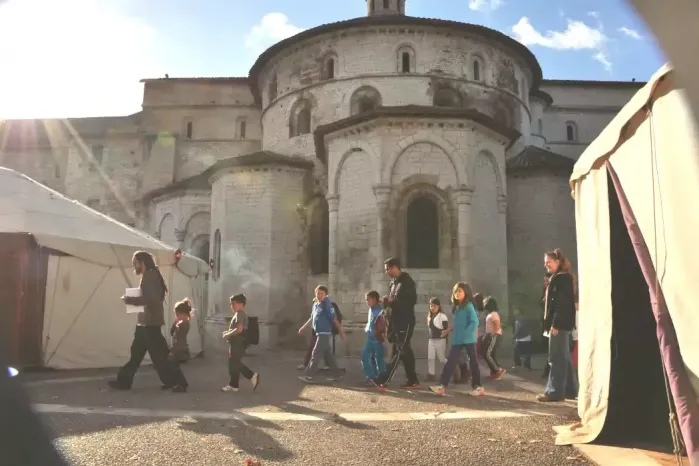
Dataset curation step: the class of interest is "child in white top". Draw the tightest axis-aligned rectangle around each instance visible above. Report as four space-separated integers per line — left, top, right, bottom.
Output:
426 297 449 382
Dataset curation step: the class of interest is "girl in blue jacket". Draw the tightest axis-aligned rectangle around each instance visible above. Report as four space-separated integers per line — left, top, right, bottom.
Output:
429 282 484 396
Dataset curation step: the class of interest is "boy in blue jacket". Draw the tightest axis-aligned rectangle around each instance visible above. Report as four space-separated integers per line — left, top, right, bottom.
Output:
361 291 387 382
429 282 484 397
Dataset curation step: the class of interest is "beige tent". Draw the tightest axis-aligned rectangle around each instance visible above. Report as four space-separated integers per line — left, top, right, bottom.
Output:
0 167 209 370
556 64 699 464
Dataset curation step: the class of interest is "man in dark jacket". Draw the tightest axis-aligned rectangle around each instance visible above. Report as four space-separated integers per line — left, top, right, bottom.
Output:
108 251 184 392
372 257 419 389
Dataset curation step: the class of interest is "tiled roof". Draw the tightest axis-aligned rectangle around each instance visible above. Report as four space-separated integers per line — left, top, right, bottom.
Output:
507 146 575 174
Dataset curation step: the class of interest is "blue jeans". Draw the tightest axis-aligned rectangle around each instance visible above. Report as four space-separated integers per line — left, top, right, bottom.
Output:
361 337 386 379
544 330 579 401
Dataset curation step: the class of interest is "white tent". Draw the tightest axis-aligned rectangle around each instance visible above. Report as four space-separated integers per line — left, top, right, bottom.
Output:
0 167 209 370
556 65 699 464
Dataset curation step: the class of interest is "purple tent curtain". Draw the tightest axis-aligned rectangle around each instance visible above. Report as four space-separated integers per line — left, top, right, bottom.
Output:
607 162 699 460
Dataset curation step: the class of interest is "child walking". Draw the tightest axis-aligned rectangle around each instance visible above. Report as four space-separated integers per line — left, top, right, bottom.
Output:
512 306 533 371
164 298 191 392
426 297 448 382
221 294 260 393
483 296 506 379
361 291 387 382
299 285 345 383
429 283 484 397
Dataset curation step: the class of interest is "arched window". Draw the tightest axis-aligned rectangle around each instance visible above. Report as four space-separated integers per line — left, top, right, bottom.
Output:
472 57 484 82
326 58 335 79
566 121 578 141
350 86 382 116
185 121 193 139
321 53 337 80
268 73 277 103
238 119 247 139
537 118 543 134
396 45 416 73
407 196 439 269
402 52 410 73
309 197 329 275
213 229 221 280
433 88 462 108
290 99 313 137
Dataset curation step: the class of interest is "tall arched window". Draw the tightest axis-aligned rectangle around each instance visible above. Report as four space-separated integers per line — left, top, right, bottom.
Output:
268 73 277 102
213 229 221 280
309 197 329 275
566 121 578 142
326 58 335 79
402 52 410 73
396 45 416 73
237 119 247 139
350 86 382 116
472 57 484 82
407 196 439 269
290 99 313 137
433 88 462 108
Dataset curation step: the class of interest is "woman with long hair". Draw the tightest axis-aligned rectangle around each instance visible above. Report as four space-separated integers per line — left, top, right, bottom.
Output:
109 251 184 392
537 248 579 402
429 282 484 397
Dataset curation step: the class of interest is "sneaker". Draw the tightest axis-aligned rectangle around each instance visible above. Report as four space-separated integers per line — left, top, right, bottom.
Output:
251 373 260 392
429 385 445 396
108 380 130 391
401 381 421 390
172 385 188 393
369 379 387 392
469 386 485 396
221 385 239 393
495 368 506 379
296 364 306 370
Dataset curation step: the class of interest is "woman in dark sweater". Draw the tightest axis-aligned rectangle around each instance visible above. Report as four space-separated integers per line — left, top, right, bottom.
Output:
537 248 579 402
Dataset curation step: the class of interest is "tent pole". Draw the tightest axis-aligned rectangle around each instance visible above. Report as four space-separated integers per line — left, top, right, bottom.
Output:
110 244 133 288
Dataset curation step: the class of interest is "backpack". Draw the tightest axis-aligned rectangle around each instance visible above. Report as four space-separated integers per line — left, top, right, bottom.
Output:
374 311 388 343
246 316 260 346
330 302 342 335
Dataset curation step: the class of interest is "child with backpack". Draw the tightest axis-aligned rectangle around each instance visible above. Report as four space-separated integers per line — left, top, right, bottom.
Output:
426 297 449 382
361 291 387 383
221 294 260 393
298 285 345 384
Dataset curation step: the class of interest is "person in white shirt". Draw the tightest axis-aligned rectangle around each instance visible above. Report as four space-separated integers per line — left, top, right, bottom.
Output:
426 297 449 382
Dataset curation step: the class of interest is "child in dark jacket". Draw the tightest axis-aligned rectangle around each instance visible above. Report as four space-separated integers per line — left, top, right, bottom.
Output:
165 298 192 392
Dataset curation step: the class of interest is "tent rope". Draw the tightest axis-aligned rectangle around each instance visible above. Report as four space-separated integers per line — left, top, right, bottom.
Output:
648 106 684 466
45 267 110 365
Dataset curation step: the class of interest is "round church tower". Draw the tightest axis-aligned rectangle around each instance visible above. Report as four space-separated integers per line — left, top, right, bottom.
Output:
245 1 544 353
366 0 406 16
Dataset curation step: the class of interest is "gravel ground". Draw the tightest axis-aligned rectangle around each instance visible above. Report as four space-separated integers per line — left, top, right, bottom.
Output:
25 351 587 466
47 414 588 466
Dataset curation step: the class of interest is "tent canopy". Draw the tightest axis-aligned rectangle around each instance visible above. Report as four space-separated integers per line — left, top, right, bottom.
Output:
0 167 209 277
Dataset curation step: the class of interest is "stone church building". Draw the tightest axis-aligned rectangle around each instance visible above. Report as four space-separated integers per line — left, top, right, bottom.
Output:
1 1 643 350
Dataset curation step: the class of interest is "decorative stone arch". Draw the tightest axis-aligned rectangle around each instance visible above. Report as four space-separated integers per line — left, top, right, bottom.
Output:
188 234 211 262
392 180 455 270
157 212 175 240
395 43 416 73
182 211 211 247
320 50 338 80
383 133 468 187
289 95 316 137
469 149 505 197
329 140 381 197
349 86 382 116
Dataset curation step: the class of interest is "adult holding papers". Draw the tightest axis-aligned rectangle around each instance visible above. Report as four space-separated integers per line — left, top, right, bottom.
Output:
108 251 184 392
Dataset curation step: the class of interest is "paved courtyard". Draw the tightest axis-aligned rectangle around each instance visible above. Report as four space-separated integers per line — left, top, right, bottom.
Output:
21 350 588 466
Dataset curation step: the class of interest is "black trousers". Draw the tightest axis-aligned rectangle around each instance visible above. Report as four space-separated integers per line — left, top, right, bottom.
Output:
116 326 183 388
377 324 417 385
513 341 533 369
228 341 254 388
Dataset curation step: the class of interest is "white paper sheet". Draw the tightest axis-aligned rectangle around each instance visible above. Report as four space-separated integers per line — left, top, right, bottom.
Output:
125 287 144 314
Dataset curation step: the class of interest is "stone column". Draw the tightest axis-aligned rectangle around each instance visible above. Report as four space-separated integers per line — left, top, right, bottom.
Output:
497 194 509 315
174 228 186 249
453 187 474 283
327 195 339 294
373 185 392 291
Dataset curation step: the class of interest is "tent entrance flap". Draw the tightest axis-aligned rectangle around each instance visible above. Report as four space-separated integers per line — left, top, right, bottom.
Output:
598 171 674 451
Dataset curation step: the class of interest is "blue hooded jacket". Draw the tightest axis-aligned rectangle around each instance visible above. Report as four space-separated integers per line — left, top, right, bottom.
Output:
451 301 479 345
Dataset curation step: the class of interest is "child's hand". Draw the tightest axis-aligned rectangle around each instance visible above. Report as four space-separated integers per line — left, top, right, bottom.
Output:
441 330 449 337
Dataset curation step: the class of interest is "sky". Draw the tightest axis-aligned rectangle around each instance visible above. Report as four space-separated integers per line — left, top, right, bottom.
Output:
0 0 666 119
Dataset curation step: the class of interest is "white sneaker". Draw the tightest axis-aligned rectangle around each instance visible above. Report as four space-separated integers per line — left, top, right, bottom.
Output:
221 385 239 393
469 386 485 396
